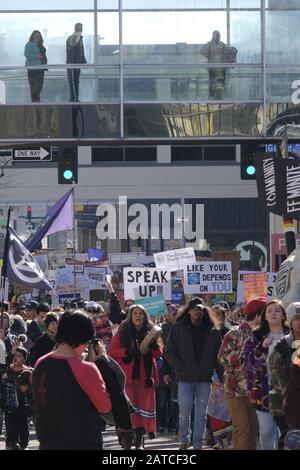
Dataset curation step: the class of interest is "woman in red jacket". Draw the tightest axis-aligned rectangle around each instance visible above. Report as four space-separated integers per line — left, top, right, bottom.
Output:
109 304 163 449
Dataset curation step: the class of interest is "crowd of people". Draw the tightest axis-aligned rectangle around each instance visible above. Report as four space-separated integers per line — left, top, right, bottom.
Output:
0 281 300 451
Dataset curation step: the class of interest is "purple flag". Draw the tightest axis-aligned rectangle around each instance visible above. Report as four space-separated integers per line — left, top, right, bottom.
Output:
25 188 74 253
6 227 55 293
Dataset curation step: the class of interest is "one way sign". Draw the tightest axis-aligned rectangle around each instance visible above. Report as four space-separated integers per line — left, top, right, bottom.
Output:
13 147 52 161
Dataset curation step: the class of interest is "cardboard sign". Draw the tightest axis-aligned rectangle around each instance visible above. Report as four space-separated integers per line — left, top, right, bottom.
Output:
84 266 107 289
109 252 146 265
183 262 232 295
124 268 171 300
154 247 196 272
243 273 268 303
237 271 276 303
135 295 168 317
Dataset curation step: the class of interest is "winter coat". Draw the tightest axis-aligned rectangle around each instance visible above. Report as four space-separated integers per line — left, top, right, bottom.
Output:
165 318 222 383
218 322 253 398
66 33 87 64
109 330 162 387
269 334 296 417
243 334 270 411
285 360 300 429
24 41 42 66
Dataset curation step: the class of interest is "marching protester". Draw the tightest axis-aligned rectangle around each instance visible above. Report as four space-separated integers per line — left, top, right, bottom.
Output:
284 349 300 432
32 311 112 450
269 302 300 449
85 301 113 350
109 304 163 449
31 313 59 364
106 279 134 326
27 303 50 344
243 300 289 449
87 338 134 449
165 299 222 450
24 300 38 324
218 296 267 450
2 346 33 450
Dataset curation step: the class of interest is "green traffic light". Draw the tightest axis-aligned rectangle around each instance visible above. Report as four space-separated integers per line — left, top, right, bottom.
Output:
246 165 256 176
63 170 73 180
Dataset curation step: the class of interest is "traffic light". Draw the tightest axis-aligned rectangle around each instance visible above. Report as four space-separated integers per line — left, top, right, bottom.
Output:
240 144 259 180
27 206 32 221
58 146 78 184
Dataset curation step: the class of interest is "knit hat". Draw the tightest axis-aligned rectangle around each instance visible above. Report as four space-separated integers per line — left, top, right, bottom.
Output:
188 297 204 309
25 300 38 310
86 301 101 311
10 315 27 336
243 296 267 317
286 302 300 327
44 313 59 328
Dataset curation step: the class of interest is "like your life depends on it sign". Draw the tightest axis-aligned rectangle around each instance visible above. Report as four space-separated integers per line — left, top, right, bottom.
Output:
183 262 232 295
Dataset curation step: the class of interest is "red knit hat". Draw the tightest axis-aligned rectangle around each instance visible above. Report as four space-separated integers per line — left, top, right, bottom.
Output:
243 296 267 317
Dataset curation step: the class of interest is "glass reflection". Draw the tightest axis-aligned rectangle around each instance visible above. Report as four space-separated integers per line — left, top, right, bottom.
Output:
124 103 263 137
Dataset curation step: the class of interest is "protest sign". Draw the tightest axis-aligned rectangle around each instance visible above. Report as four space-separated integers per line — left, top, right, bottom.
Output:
243 273 268 302
154 248 196 271
109 252 146 265
236 271 276 303
183 262 232 295
124 268 171 300
135 295 168 317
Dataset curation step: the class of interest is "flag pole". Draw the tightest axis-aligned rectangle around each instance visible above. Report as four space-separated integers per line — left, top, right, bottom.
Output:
1 207 12 328
72 183 76 298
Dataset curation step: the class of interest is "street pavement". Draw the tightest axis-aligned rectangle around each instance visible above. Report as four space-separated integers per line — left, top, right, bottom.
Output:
0 426 193 451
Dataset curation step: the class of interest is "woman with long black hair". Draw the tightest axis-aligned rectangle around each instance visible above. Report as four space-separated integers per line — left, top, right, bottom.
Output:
24 30 47 102
109 304 163 449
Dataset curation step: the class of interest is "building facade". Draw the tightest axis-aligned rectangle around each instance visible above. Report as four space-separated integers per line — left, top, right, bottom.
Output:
1 1 298 272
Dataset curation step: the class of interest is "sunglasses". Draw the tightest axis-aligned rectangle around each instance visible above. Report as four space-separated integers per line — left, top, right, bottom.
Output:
86 309 99 313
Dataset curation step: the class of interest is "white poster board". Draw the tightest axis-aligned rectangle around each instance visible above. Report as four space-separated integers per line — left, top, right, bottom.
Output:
183 262 232 294
124 268 171 300
154 247 196 272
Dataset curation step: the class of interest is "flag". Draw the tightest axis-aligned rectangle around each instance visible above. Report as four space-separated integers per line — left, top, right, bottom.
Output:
6 227 54 292
88 248 104 261
25 187 74 253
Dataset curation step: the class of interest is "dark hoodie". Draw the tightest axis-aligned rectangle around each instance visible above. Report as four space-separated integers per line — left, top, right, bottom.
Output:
164 312 222 383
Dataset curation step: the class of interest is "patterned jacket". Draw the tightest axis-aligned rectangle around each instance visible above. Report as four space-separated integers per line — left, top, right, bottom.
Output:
218 322 253 398
243 334 270 412
269 334 295 417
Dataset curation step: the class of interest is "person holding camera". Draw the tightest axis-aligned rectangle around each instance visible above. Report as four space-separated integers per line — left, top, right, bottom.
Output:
32 311 112 450
109 304 163 449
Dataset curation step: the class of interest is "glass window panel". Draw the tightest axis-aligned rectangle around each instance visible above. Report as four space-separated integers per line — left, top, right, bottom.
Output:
123 1 226 9
266 11 300 63
267 67 300 103
96 13 119 65
0 0 94 9
0 68 119 104
124 66 262 101
230 11 261 63
230 0 261 7
123 11 226 64
0 104 120 139
266 0 300 9
98 0 119 9
124 103 263 137
0 13 94 66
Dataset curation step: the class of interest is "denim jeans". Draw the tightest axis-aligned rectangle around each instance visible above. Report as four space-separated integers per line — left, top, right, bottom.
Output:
256 410 279 450
178 381 211 449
